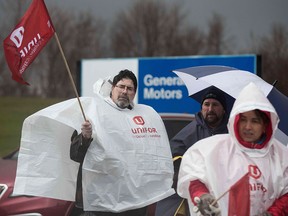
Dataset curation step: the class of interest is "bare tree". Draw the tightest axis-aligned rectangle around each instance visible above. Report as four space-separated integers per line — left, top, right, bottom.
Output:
110 0 202 57
0 1 32 96
178 27 206 55
0 1 107 98
253 24 288 96
39 8 107 98
204 13 232 54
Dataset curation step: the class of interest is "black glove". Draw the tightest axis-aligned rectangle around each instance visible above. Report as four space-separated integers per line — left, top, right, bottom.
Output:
193 194 221 216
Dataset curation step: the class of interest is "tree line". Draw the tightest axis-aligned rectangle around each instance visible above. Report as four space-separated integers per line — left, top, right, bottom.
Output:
0 0 287 98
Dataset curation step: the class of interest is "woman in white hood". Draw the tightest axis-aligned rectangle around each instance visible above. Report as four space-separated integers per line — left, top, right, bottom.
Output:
177 82 288 216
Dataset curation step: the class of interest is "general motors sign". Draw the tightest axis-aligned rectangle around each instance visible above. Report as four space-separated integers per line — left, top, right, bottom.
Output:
79 55 259 114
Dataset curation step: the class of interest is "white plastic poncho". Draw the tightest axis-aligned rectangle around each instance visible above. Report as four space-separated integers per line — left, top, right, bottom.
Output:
177 82 288 215
14 78 175 212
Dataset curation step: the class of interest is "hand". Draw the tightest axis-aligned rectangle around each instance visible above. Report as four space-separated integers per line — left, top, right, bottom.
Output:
81 120 92 139
193 194 221 216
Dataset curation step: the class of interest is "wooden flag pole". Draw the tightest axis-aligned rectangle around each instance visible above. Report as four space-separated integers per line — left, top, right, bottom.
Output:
53 32 87 121
210 189 229 206
211 172 250 206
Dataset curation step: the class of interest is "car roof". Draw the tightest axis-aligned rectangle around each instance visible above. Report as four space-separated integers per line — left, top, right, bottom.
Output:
159 113 195 140
159 113 195 121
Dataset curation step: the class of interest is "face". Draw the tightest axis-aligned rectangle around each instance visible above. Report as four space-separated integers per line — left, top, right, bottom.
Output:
238 110 267 143
111 78 136 109
201 98 225 128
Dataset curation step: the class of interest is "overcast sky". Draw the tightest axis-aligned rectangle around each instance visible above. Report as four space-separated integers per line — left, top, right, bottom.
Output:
5 0 287 51
46 0 288 50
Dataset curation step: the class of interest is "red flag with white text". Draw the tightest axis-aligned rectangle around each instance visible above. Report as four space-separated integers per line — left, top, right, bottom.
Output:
3 0 55 85
228 172 250 216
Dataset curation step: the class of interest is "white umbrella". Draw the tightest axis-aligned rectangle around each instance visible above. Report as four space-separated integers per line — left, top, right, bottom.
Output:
172 65 288 145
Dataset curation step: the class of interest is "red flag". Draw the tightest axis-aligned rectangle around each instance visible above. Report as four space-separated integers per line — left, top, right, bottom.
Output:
228 172 250 216
3 0 55 85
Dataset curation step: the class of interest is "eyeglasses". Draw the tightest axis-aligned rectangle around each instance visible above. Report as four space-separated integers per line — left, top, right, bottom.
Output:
115 84 135 92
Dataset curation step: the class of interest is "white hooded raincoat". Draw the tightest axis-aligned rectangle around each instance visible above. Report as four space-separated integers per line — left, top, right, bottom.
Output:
14 78 175 212
177 82 288 215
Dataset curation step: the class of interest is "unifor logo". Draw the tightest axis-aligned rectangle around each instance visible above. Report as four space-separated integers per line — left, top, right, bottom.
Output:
10 26 41 58
133 116 145 125
10 27 25 48
248 165 261 179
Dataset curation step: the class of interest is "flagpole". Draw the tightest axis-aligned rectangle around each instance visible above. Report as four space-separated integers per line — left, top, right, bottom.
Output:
210 189 229 206
53 32 87 121
211 172 250 206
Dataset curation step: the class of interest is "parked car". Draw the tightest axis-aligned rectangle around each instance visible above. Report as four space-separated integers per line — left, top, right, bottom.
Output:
0 153 75 216
0 113 194 216
160 113 195 140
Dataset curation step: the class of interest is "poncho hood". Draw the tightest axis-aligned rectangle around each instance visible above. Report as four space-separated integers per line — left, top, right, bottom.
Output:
228 82 279 156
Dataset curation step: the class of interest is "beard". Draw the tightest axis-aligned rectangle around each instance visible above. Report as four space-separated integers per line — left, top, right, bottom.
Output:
204 112 222 127
115 96 130 109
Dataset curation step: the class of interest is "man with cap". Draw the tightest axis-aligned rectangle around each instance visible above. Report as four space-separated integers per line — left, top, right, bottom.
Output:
155 86 228 216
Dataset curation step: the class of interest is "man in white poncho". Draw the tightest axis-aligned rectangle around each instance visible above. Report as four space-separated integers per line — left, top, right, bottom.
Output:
177 82 288 215
14 69 174 215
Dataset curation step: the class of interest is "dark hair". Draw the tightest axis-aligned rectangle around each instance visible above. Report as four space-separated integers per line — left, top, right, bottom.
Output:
254 109 270 125
112 69 137 92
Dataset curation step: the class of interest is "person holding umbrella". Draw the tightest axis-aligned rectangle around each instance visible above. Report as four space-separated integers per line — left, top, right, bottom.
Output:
177 82 288 215
155 86 229 216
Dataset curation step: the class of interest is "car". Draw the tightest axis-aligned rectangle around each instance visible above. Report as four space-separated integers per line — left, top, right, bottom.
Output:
0 150 76 216
0 113 194 216
160 113 195 140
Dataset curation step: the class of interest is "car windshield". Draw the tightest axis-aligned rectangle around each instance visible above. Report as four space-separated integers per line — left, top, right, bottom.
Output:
162 116 194 140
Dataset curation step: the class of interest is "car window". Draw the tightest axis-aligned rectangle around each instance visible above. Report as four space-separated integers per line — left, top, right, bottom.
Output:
163 119 192 140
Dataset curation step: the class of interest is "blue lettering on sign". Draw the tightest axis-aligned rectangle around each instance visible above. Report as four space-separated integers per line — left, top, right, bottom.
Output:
143 74 184 100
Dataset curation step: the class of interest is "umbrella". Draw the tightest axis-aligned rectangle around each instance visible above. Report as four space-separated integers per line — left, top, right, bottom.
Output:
172 65 288 145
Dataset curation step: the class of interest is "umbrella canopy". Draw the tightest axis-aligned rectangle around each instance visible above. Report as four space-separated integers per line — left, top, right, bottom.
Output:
172 65 288 145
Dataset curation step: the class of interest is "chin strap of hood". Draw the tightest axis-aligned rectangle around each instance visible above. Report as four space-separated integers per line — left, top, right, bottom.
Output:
233 111 273 149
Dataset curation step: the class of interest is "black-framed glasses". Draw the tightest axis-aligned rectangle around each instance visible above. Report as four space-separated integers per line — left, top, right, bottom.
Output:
115 84 135 92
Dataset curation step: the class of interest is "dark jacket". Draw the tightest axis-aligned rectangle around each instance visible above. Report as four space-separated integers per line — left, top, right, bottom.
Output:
70 130 93 208
170 112 228 158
